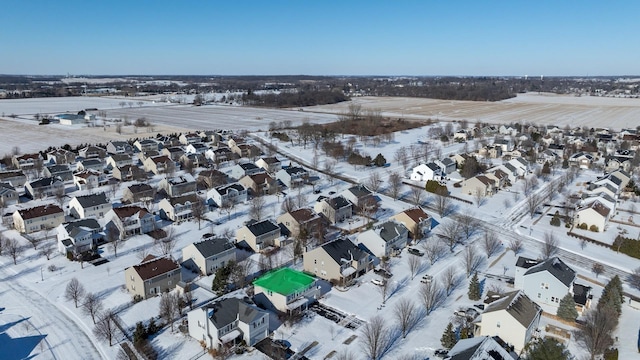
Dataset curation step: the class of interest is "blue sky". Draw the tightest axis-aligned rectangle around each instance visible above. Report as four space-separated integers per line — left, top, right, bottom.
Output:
1 1 638 76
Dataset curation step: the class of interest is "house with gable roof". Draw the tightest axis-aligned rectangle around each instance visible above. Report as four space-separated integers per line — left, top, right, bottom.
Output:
187 297 269 350
125 255 181 299
434 157 457 175
474 290 542 353
46 148 76 165
181 237 236 275
25 177 65 199
303 238 370 284
158 194 200 222
574 200 611 232
56 218 103 256
230 162 264 181
410 163 442 182
14 204 65 233
105 154 133 170
0 182 19 206
207 183 247 207
447 336 516 360
461 175 497 197
106 140 133 155
235 219 281 252
357 220 409 258
239 172 277 195
390 207 432 240
69 192 111 219
134 138 161 153
43 164 73 181
314 196 352 224
143 155 174 175
0 170 27 187
277 208 323 239
253 268 320 313
73 170 107 190
515 256 576 307
340 184 375 210
276 166 308 189
255 157 282 174
105 206 155 239
158 173 197 197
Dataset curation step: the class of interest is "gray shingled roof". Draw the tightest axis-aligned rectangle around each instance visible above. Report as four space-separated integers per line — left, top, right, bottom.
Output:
515 256 539 269
378 221 407 242
484 290 541 328
192 238 234 258
246 219 279 236
346 184 372 198
327 196 351 210
64 218 101 234
206 298 265 329
75 193 109 208
321 239 368 265
524 257 575 287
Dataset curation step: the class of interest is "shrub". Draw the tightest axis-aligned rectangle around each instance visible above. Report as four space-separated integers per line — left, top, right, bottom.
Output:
603 348 618 360
578 223 588 230
589 225 599 232
613 236 640 259
550 216 561 226
426 180 448 194
47 264 57 272
133 294 143 304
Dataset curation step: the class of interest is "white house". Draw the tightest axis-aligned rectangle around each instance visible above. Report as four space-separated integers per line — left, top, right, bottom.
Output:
276 166 308 188
104 206 155 239
357 221 409 258
158 174 197 197
158 194 200 222
181 237 236 276
69 193 112 219
574 200 611 232
235 219 281 252
515 257 576 307
207 183 247 207
410 163 442 182
187 298 269 350
56 218 103 256
447 336 516 360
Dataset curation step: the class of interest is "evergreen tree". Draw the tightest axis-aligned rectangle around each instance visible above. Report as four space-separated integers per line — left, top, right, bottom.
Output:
556 293 579 321
524 337 571 360
440 322 457 349
598 275 623 317
373 153 386 167
468 272 481 301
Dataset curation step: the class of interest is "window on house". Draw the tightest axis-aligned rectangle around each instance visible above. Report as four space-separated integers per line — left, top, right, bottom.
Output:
551 296 555 302
538 293 541 298
496 322 500 328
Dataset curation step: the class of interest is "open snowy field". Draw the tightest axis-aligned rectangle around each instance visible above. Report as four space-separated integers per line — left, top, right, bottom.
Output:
303 92 640 130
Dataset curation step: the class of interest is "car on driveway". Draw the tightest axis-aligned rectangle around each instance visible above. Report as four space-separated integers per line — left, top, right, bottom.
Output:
374 267 393 278
407 247 424 256
420 275 433 284
371 278 386 286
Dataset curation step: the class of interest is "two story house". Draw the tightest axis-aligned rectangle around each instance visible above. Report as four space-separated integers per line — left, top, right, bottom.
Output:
43 164 73 181
390 207 433 240
235 219 281 252
105 206 155 239
123 183 155 204
56 218 103 256
357 221 409 258
207 183 247 208
106 141 133 155
73 170 107 191
230 162 263 181
125 255 181 300
69 193 112 219
0 182 19 206
255 157 282 174
303 239 370 285
275 167 308 189
0 170 27 187
158 194 200 222
143 155 174 175
13 204 65 234
410 163 442 182
25 177 65 199
277 208 323 239
314 196 352 224
253 268 320 313
239 173 277 195
515 256 576 308
158 174 197 197
181 237 236 275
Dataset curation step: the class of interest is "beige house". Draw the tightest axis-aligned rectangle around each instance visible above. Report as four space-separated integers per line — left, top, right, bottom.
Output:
73 170 107 191
13 204 65 234
474 290 541 353
112 165 146 182
461 175 497 197
303 239 370 284
314 196 352 224
277 208 323 239
123 183 155 204
125 255 182 300
390 207 432 240
235 219 281 252
239 173 276 195
574 200 611 232
158 174 197 197
181 237 236 275
255 157 282 174
105 206 155 239
143 155 174 175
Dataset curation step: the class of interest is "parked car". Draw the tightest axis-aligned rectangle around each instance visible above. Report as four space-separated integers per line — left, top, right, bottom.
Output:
371 278 386 286
374 267 393 278
434 349 448 358
474 304 485 310
407 248 424 256
420 275 433 284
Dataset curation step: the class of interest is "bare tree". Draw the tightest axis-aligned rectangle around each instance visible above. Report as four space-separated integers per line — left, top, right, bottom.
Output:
437 220 463 252
359 315 390 360
540 232 559 260
83 293 104 324
249 195 266 221
280 196 297 214
155 226 177 256
388 171 403 200
526 193 543 218
422 241 447 265
409 186 424 206
628 266 640 290
573 307 618 360
335 349 355 360
377 277 391 304
65 278 86 308
591 263 604 278
367 172 382 193
407 255 422 280
420 279 446 315
481 231 502 258
39 241 55 260
230 259 253 289
441 267 459 296
54 186 66 208
6 238 22 265
463 246 484 276
159 292 180 332
457 213 479 242
394 297 417 338
26 234 42 250
473 188 486 207
219 200 235 221
192 198 207 230
93 310 120 346
106 225 121 257
394 147 410 169
434 187 450 217
508 238 524 255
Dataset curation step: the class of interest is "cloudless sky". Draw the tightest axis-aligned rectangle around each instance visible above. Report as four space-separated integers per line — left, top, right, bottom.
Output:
1 1 639 76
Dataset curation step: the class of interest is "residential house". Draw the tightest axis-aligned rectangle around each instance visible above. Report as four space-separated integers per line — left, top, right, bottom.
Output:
0 182 19 206
187 298 269 350
275 167 308 189
158 194 200 222
134 138 161 153
179 132 202 145
56 218 103 256
181 237 236 275
515 257 576 307
357 220 409 258
235 219 281 252
390 207 432 240
105 206 155 239
185 143 208 155
341 184 375 211
609 169 631 189
46 148 76 165
13 204 65 233
69 193 111 219
179 153 207 169
493 138 514 152
73 170 107 190
253 268 320 313
574 200 611 232
125 255 181 300
12 153 42 170
76 158 104 172
447 336 516 360
255 157 282 174
568 152 594 169
410 163 442 182
314 196 352 224
43 164 73 182
485 169 509 189
158 174 197 197
231 143 260 158
239 173 276 195
143 155 174 175
586 183 618 200
230 162 263 181
112 164 146 182
474 290 542 353
78 145 106 160
161 147 185 162
105 154 133 170
25 177 65 199
461 175 497 197
572 283 593 315
0 170 27 187
454 129 470 142
205 147 233 164
207 183 247 207
434 157 456 175
547 144 565 158
277 208 323 239
106 141 133 155
197 169 228 189
303 239 370 284
507 157 530 177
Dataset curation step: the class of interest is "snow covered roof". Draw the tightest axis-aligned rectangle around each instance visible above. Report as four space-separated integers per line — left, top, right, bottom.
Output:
524 257 576 287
